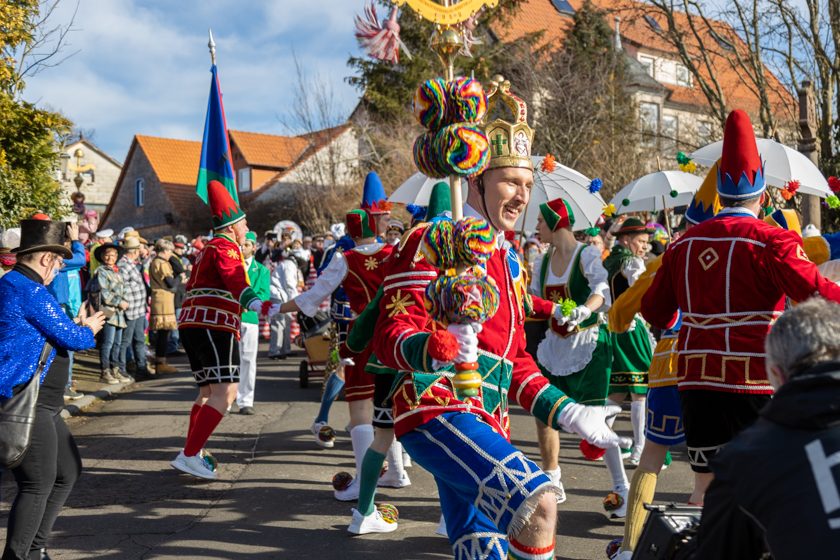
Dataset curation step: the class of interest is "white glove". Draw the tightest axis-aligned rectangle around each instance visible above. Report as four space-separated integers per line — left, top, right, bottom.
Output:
248 299 264 313
431 358 452 371
264 303 282 317
447 323 482 363
557 403 632 449
566 305 592 328
340 357 355 367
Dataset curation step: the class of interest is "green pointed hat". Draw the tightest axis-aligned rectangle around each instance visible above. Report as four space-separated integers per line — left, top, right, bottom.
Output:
425 181 452 221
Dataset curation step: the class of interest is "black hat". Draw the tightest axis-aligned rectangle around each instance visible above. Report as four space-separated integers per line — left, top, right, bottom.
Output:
12 219 72 259
93 242 125 263
615 217 655 236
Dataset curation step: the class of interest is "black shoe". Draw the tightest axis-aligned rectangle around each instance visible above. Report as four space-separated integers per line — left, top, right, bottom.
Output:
239 406 256 415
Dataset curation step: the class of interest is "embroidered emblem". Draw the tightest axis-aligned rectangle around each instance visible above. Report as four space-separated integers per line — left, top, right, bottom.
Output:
796 245 811 262
386 289 412 317
226 249 239 259
364 256 379 271
698 247 719 271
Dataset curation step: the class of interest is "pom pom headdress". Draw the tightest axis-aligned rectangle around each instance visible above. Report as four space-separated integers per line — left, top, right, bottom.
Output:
717 110 766 200
539 198 575 231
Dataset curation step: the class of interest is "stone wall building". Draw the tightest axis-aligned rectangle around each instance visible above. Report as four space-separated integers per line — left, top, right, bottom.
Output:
58 138 123 218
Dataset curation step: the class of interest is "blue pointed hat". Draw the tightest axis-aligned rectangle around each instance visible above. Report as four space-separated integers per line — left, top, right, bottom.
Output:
717 110 766 200
361 171 392 215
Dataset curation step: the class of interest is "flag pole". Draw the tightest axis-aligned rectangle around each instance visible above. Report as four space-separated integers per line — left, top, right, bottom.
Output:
208 28 216 65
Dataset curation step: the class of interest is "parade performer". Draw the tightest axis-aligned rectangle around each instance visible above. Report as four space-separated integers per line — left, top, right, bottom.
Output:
374 77 629 560
601 217 654 515
530 197 612 504
236 231 270 415
609 164 721 559
641 109 840 504
306 171 392 448
171 181 276 480
343 181 452 535
278 209 410 503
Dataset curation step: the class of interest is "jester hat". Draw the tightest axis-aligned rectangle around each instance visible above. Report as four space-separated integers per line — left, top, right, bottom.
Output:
718 110 766 200
208 180 246 230
426 181 452 221
346 209 376 239
539 198 575 231
361 171 392 215
685 160 723 225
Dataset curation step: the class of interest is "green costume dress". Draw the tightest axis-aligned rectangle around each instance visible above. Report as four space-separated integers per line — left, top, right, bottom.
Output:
604 245 653 395
531 243 612 405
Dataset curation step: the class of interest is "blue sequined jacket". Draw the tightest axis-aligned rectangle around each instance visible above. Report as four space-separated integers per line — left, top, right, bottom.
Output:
0 267 96 398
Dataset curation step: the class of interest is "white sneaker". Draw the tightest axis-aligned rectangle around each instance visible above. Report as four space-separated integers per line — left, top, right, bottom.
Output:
612 552 633 560
310 421 336 448
334 479 360 501
627 445 643 466
347 508 398 534
171 451 218 480
377 470 411 488
604 486 629 519
435 514 448 537
545 468 567 504
403 450 412 468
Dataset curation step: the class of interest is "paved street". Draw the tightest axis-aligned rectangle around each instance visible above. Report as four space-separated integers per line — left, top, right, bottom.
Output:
1 344 694 559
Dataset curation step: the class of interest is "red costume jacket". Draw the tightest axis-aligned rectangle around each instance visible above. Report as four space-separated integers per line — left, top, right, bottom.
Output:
342 244 394 315
373 224 566 438
641 210 840 395
179 234 259 338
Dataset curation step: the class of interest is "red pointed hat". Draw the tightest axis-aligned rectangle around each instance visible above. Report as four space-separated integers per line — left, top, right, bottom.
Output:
346 209 376 238
717 110 765 200
539 198 575 231
207 180 246 230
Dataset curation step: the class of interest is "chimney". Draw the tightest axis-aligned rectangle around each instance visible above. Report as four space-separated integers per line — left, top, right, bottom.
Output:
614 16 623 52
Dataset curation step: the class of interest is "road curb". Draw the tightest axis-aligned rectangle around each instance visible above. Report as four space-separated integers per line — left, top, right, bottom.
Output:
61 381 135 419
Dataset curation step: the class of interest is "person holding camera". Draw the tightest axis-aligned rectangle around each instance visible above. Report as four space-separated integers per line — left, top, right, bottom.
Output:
686 297 840 559
0 217 105 560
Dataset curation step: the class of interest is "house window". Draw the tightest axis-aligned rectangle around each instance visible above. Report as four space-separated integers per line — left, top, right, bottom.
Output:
639 55 655 78
639 102 660 148
661 115 679 155
676 64 691 87
550 0 575 14
697 121 713 146
237 167 251 193
135 178 144 207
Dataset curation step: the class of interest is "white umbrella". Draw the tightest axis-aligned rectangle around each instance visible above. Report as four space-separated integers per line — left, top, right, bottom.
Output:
690 138 831 198
515 155 605 233
610 170 702 214
388 172 466 206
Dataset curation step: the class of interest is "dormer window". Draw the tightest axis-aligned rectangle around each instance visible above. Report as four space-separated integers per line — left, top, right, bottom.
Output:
551 0 575 15
644 14 662 32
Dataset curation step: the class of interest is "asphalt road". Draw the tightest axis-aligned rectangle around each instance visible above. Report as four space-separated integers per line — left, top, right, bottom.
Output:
0 343 695 559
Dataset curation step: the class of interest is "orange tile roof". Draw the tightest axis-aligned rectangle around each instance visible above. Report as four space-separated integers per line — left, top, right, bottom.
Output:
161 183 204 220
229 130 310 168
498 0 795 118
135 135 201 186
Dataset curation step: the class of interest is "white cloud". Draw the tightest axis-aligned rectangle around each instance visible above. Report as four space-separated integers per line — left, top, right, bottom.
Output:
23 0 368 161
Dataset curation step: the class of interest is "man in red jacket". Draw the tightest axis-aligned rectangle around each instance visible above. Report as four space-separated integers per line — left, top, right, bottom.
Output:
641 109 840 503
373 76 629 560
171 181 276 480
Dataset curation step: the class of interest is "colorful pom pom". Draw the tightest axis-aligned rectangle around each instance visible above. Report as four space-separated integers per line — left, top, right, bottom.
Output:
427 329 459 362
589 178 602 194
829 176 840 193
579 439 606 460
669 189 678 198
602 203 617 218
447 76 487 124
434 123 490 177
421 219 457 269
622 198 631 207
558 298 577 317
828 195 840 209
454 216 495 266
413 78 448 130
376 503 399 524
679 161 697 174
413 132 448 178
676 151 691 165
332 471 353 491
541 153 557 173
426 274 500 325
584 226 600 237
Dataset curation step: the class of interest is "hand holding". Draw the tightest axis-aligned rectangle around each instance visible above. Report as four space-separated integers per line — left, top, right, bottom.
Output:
83 311 107 335
447 323 482 364
557 403 632 449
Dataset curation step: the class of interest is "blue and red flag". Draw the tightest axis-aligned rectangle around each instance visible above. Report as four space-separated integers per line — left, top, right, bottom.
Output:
196 64 237 204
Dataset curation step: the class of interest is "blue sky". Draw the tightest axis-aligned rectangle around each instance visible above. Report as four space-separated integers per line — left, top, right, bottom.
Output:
23 0 368 162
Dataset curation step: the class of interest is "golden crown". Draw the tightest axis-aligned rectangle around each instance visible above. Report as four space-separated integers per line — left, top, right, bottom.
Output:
482 75 534 171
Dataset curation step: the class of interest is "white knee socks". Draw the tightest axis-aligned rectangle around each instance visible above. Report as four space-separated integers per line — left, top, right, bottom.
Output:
350 424 375 478
630 400 646 452
386 439 406 476
604 399 629 491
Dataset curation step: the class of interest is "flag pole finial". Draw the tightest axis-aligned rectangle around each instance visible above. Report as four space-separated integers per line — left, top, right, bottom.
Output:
208 28 216 65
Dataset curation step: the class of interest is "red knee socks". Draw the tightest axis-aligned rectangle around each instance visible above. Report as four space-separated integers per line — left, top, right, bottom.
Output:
184 406 223 457
188 404 202 439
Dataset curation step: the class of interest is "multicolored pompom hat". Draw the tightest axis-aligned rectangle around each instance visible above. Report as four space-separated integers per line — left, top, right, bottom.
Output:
539 198 575 231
